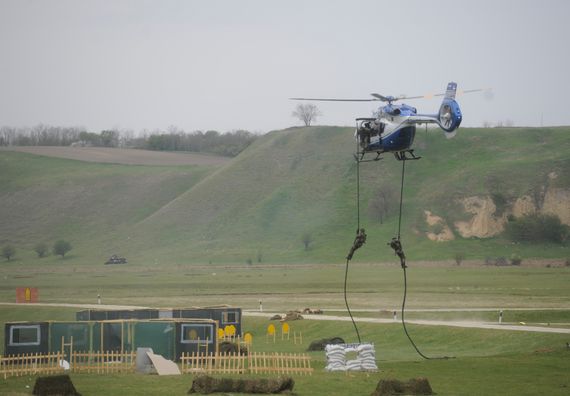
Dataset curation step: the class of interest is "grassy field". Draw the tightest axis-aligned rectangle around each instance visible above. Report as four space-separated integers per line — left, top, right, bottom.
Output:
1 262 569 310
0 264 569 394
0 306 569 395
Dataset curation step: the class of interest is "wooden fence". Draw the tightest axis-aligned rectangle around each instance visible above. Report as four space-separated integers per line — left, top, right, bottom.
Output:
2 350 312 379
1 352 64 379
70 350 136 374
1 350 135 379
181 351 313 376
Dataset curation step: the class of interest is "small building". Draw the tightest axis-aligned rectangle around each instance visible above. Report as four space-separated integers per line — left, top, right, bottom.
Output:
76 306 242 335
4 318 218 362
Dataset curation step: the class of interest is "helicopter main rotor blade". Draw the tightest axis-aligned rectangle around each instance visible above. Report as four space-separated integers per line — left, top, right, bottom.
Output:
289 97 379 102
291 87 492 103
395 88 491 101
370 93 389 102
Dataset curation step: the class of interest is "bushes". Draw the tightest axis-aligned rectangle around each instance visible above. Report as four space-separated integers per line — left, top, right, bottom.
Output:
34 243 48 258
506 213 568 244
53 240 72 258
454 253 465 266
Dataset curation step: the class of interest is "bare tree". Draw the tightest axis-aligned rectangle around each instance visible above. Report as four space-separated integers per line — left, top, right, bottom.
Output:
292 103 322 126
2 245 15 261
368 185 397 224
301 232 314 251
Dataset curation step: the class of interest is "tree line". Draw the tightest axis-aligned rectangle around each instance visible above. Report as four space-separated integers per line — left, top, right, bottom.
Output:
0 125 257 157
2 240 72 261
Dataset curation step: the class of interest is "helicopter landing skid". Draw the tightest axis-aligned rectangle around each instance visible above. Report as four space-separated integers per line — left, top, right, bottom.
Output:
394 150 421 161
355 151 383 163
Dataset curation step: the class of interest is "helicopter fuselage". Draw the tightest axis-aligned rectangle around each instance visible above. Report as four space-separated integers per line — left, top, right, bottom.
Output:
356 103 420 154
356 96 461 159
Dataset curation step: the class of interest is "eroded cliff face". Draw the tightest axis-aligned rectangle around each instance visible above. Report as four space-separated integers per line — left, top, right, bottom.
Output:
542 188 570 225
512 195 536 218
454 196 506 238
423 184 570 241
424 210 455 242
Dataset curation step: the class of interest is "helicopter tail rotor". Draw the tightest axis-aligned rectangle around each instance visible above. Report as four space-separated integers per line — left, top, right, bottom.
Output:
437 94 462 135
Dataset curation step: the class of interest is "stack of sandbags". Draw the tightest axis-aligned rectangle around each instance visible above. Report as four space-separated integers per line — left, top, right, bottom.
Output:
324 343 378 372
345 353 362 371
357 343 378 371
324 344 347 372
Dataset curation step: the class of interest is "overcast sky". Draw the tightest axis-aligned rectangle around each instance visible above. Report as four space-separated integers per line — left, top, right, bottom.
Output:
1 0 569 133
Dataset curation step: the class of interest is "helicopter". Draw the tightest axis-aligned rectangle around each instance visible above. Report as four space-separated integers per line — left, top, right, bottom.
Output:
291 82 483 161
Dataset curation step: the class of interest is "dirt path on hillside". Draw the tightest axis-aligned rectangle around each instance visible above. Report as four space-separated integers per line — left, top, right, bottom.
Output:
1 146 231 166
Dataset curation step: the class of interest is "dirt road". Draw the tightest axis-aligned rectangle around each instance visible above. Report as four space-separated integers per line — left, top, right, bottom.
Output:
243 311 570 334
1 146 230 166
3 302 569 334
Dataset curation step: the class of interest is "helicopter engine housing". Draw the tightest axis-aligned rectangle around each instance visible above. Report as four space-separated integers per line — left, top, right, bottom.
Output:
438 98 462 134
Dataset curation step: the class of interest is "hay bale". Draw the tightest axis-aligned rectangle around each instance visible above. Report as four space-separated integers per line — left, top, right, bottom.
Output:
219 341 238 354
33 375 81 396
188 375 294 394
371 378 433 396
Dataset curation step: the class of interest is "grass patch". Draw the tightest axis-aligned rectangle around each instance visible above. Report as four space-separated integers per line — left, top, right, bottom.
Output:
0 309 569 395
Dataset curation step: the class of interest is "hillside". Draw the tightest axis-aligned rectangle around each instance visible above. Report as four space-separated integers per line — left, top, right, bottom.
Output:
1 127 569 265
0 150 218 260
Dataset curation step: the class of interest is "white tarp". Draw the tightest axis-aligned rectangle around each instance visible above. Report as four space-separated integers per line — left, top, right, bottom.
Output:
146 351 181 375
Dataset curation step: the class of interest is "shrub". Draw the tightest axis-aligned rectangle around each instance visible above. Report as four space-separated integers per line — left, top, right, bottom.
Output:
485 257 509 266
53 240 72 258
34 243 48 258
496 257 509 266
510 254 522 266
506 214 568 244
454 252 465 266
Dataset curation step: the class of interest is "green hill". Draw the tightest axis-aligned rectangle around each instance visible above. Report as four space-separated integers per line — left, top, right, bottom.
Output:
1 126 569 266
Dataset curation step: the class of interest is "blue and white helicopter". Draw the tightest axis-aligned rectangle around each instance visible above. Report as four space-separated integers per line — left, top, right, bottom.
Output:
292 82 483 161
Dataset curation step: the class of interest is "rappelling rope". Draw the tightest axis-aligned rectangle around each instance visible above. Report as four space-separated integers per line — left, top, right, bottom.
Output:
345 143 453 357
394 156 453 360
343 154 362 343
344 257 362 343
397 157 406 239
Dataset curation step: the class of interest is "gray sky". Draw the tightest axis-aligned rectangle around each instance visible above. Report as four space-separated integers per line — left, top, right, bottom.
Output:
1 0 569 133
